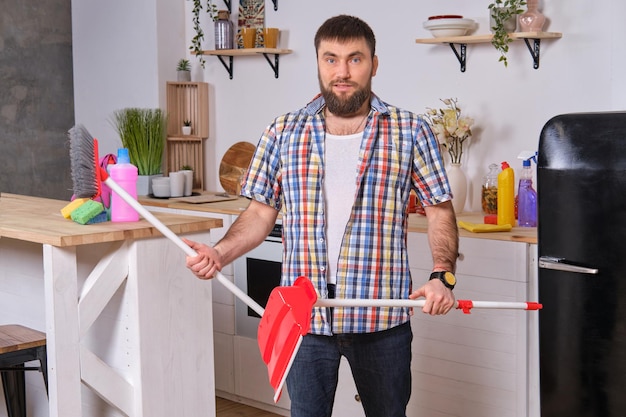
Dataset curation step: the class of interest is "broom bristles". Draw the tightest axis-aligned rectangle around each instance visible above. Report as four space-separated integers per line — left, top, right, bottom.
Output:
68 124 100 199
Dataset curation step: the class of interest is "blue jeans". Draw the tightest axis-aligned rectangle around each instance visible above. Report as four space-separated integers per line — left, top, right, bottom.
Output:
286 322 412 417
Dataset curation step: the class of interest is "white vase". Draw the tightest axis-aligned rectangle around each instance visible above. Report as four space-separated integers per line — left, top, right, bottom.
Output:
446 163 467 214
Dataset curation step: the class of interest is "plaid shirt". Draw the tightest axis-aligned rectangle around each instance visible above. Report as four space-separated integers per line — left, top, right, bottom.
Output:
241 93 451 335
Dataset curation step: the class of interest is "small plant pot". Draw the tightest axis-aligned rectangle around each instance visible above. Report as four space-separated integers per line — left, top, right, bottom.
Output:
177 70 191 82
182 126 192 135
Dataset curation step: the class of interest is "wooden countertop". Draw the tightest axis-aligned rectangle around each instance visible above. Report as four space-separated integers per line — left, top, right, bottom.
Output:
408 212 537 244
0 193 223 247
139 192 537 244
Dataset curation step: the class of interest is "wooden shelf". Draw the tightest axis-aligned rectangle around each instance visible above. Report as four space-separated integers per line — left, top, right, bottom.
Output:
415 31 562 72
166 82 208 190
197 48 293 79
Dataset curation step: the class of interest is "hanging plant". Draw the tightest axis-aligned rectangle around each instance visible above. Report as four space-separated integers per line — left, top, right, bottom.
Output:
488 0 527 67
189 0 218 68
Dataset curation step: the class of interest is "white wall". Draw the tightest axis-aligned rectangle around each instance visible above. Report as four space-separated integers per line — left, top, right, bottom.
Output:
72 0 626 212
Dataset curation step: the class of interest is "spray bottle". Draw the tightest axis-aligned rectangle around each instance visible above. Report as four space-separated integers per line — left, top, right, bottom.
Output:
110 148 139 222
517 151 538 227
497 161 515 226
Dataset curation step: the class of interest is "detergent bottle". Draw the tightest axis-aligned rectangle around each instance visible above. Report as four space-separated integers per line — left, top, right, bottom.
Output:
517 152 538 227
110 148 139 222
497 161 515 226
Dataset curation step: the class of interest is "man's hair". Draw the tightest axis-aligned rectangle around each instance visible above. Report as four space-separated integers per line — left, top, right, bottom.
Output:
314 15 376 58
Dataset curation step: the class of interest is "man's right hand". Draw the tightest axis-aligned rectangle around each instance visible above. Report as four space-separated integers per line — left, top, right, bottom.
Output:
183 238 223 280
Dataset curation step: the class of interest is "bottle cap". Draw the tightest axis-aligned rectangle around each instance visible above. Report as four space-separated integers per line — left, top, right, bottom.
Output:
501 161 510 170
117 148 131 164
522 159 531 167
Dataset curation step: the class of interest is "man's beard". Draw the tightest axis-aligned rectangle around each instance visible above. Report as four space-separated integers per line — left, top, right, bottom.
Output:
319 77 371 116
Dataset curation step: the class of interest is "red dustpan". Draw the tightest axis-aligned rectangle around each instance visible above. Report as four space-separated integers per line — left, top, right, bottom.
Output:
257 276 542 403
257 277 317 403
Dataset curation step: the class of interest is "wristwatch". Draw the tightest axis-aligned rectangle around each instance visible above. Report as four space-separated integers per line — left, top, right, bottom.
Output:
429 271 456 290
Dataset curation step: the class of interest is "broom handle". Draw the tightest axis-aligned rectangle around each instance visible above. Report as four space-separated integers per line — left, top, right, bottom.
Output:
104 177 266 317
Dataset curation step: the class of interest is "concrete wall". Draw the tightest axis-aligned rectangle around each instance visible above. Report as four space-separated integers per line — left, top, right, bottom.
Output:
0 0 74 199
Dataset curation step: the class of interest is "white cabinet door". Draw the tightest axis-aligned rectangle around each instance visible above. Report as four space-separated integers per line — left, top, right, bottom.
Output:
233 335 291 412
407 233 531 417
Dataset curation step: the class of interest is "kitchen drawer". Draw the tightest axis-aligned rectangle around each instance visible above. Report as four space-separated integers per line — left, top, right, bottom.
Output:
408 233 529 283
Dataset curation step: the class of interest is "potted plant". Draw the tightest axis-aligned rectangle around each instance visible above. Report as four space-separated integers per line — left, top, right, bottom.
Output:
182 119 192 135
177 58 191 81
190 0 218 68
488 0 527 67
111 108 167 195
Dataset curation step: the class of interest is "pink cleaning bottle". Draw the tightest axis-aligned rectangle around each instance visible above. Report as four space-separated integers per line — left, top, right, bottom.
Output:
110 148 139 222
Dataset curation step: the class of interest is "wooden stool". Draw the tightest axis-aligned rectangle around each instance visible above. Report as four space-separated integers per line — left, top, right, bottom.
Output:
0 325 48 417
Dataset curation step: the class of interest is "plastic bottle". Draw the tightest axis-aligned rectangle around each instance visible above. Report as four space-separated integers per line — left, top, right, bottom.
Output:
214 10 234 50
110 148 139 222
517 159 538 227
497 161 515 226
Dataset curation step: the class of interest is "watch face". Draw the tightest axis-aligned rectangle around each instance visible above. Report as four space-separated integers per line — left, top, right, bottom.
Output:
444 271 456 286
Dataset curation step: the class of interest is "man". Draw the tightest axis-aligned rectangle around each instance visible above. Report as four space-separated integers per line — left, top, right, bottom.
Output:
184 14 459 417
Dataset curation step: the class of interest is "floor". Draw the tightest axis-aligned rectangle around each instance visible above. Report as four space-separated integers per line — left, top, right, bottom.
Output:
216 397 283 417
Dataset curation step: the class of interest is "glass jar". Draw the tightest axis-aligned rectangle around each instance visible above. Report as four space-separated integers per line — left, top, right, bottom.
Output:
214 10 233 50
481 163 499 215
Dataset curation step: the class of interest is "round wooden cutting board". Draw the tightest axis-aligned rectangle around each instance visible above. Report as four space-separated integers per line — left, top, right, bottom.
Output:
219 141 256 195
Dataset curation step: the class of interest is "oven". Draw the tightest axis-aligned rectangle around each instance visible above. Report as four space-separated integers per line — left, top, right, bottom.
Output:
233 222 283 339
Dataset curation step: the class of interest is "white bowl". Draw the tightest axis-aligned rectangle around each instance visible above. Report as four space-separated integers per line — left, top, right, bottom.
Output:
423 18 475 38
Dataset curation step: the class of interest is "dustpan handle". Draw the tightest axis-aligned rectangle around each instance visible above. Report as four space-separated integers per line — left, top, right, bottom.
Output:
104 177 266 317
314 298 541 313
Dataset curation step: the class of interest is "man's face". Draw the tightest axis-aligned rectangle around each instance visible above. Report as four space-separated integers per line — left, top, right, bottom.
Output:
317 38 378 116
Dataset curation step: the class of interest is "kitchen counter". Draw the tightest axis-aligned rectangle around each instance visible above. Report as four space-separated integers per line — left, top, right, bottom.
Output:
139 193 537 244
0 193 223 417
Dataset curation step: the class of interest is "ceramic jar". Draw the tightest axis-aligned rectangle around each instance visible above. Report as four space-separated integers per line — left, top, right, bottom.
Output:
518 0 546 32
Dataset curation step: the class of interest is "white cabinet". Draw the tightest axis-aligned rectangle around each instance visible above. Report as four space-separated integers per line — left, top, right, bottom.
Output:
407 233 536 417
233 335 291 414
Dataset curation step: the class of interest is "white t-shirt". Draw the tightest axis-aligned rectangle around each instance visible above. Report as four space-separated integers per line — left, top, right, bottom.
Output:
323 132 362 285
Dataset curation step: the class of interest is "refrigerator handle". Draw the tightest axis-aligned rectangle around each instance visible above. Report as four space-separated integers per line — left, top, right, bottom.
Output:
538 256 599 274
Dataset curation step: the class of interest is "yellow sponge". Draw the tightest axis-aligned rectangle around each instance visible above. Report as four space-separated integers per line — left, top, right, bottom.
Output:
458 220 512 233
71 200 105 225
61 198 90 219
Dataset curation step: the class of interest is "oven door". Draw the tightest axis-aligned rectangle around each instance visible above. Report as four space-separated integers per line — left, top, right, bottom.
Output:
233 226 282 339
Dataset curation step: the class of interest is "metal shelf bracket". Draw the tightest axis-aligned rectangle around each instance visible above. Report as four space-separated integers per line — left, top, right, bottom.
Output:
263 53 281 78
523 38 542 69
448 43 467 73
212 53 283 79
216 55 234 79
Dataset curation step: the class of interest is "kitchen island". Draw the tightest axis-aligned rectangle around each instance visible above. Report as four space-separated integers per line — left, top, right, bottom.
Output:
0 193 223 417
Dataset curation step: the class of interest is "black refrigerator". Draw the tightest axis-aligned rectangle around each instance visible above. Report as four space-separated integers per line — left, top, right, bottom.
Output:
538 112 626 416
